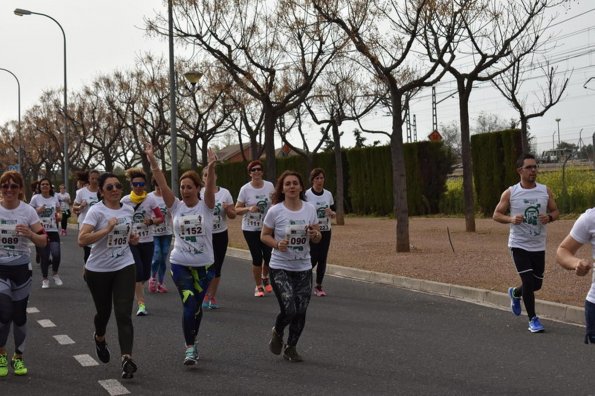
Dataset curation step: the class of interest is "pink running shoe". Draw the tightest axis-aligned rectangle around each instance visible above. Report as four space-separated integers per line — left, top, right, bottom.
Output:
314 286 327 297
157 283 168 293
254 286 265 297
148 278 157 293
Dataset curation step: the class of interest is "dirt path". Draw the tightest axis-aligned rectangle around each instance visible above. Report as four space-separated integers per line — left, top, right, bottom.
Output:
227 216 591 307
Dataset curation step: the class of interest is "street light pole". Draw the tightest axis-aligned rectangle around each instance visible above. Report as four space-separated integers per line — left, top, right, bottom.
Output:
555 118 561 147
168 0 178 193
14 8 69 193
0 68 22 171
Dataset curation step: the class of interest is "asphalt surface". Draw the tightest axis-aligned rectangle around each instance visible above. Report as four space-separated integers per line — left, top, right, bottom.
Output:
2 232 595 395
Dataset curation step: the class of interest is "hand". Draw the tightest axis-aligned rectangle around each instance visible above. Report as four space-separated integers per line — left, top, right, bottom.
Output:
575 259 593 277
15 224 34 239
144 142 154 158
249 205 260 213
129 233 140 245
106 217 118 232
325 208 336 218
307 225 321 239
510 214 524 225
538 214 550 225
144 217 153 226
207 147 218 166
277 238 288 252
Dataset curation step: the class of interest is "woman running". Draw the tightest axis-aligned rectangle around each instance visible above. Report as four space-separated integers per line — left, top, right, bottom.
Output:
148 178 173 294
305 168 336 296
73 170 100 264
121 168 163 316
145 143 217 365
78 172 140 379
30 178 62 288
261 170 322 362
201 167 236 309
0 171 47 377
235 160 275 297
55 184 71 236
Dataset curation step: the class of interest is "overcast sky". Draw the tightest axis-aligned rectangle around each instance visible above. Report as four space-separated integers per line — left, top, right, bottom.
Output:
1 0 594 156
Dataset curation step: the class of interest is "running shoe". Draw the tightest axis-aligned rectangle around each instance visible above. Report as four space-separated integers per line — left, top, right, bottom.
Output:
208 296 219 309
262 277 273 293
148 277 157 293
528 316 545 333
184 345 199 366
121 356 137 379
136 303 148 316
0 354 7 377
202 296 210 309
314 285 327 297
254 286 265 297
508 287 521 316
269 327 283 355
53 274 63 286
42 279 50 289
157 283 168 293
94 333 110 363
11 355 27 375
282 345 303 362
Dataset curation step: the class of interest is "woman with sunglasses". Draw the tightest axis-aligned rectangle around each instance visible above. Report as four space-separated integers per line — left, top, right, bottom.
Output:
29 178 62 289
145 142 216 366
147 177 173 294
121 168 163 316
261 170 322 362
0 171 47 377
78 173 140 379
235 160 275 297
200 167 236 309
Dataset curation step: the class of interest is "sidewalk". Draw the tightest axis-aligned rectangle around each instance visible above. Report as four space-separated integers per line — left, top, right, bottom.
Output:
227 247 585 327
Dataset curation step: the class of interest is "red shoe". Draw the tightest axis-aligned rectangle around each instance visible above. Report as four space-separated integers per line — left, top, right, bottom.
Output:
254 286 265 297
314 286 327 297
262 278 273 293
148 278 157 293
157 283 168 293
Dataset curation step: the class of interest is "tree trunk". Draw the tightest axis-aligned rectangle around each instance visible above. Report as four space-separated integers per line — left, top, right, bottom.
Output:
331 122 345 225
263 110 276 182
391 94 410 252
189 137 198 170
457 80 476 232
520 117 529 153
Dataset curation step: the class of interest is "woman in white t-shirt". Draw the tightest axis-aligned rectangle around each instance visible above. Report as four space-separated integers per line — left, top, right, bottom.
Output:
73 170 100 264
30 178 62 289
145 143 217 366
261 170 322 362
148 179 173 294
0 171 47 377
78 172 140 380
556 207 595 343
235 160 275 297
55 184 71 236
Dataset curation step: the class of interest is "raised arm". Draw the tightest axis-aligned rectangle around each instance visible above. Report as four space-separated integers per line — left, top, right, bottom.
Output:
203 148 217 210
145 143 175 208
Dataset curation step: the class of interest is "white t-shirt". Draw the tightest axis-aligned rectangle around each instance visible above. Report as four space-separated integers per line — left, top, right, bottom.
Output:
74 187 99 225
148 192 173 236
30 194 60 233
0 201 40 266
200 187 234 234
121 194 160 244
169 198 214 267
263 201 318 272
305 188 334 232
237 181 274 231
508 182 550 251
55 192 71 212
570 208 595 303
83 202 135 272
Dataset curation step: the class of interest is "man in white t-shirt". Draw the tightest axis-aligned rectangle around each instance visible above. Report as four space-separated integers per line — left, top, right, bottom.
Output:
73 170 100 263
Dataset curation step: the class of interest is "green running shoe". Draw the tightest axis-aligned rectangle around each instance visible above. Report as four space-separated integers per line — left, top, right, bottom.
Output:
11 355 28 376
0 354 8 377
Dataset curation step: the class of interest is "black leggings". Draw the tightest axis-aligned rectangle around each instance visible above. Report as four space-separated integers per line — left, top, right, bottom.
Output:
0 264 32 354
38 232 61 278
510 248 545 319
270 268 312 347
85 264 136 355
212 231 229 278
61 210 71 231
243 230 271 267
310 230 331 285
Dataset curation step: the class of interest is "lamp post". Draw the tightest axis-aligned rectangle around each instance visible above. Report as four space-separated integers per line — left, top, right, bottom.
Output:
14 8 69 193
167 0 179 193
555 118 561 147
0 68 22 171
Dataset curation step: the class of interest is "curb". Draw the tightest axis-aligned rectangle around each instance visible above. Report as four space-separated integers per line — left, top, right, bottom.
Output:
226 247 585 327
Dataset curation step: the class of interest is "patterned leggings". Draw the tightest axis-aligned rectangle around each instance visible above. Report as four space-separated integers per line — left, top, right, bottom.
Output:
270 268 312 347
171 264 214 346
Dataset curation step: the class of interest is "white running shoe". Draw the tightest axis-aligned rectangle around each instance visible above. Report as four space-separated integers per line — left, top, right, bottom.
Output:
42 279 50 289
53 275 63 286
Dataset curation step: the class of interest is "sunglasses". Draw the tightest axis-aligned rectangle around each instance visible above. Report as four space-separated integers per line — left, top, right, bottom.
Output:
105 183 123 192
132 181 146 187
250 167 262 173
1 183 19 190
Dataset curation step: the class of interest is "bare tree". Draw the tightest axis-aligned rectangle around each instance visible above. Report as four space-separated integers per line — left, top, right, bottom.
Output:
493 58 569 152
313 0 456 252
148 0 344 179
424 0 555 232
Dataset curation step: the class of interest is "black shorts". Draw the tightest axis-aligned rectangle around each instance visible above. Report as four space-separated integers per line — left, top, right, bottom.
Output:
131 241 154 282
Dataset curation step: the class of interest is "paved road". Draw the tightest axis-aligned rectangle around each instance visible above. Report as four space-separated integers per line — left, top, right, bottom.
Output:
2 233 595 395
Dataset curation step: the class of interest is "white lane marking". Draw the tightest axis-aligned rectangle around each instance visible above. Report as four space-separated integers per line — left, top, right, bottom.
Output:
73 354 99 367
98 379 131 395
53 334 75 345
37 319 56 327
27 307 40 313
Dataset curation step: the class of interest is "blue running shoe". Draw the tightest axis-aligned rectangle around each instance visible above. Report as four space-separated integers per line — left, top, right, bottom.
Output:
184 345 199 366
528 316 545 333
508 287 521 316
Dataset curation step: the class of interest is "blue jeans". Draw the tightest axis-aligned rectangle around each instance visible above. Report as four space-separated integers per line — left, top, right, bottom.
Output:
151 235 172 283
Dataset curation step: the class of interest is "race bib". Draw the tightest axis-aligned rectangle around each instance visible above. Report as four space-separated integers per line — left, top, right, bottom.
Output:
107 223 131 248
133 222 150 239
318 217 330 232
179 214 204 238
213 215 223 231
286 224 308 249
0 221 19 251
246 212 262 228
